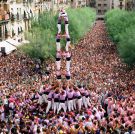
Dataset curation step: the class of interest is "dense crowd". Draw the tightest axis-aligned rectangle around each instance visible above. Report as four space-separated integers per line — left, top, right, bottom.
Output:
0 21 135 134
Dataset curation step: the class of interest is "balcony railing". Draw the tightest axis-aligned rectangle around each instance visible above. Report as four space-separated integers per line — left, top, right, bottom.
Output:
1 12 32 23
11 13 30 22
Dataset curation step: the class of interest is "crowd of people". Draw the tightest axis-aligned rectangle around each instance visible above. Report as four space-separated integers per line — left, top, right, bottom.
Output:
0 21 135 134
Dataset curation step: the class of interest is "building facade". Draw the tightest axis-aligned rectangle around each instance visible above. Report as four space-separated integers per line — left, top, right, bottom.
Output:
0 0 54 43
96 0 111 19
0 2 10 41
96 0 126 19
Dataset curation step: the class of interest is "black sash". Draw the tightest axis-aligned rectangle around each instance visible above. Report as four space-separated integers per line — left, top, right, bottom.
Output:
68 98 73 100
54 98 59 102
77 96 81 99
44 92 49 95
48 98 52 101
60 100 66 103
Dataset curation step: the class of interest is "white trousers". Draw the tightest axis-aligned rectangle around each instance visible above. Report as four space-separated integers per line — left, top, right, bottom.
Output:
56 60 61 70
82 96 87 108
77 98 82 111
86 97 91 107
38 95 43 104
65 41 70 51
65 24 69 35
53 102 59 114
57 24 69 34
57 102 67 114
66 60 71 72
73 99 77 110
46 100 52 113
56 42 61 52
42 94 47 103
67 100 74 111
57 24 61 34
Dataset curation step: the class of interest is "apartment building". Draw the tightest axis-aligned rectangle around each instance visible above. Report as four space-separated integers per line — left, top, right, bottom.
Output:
0 0 53 41
0 0 69 55
96 0 111 19
96 0 126 19
0 0 33 42
0 2 10 41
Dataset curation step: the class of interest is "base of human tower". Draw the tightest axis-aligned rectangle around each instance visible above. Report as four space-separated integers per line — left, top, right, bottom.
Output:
43 79 91 115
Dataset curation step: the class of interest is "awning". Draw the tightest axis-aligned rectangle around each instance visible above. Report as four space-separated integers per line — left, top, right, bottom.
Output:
6 39 21 47
0 41 17 54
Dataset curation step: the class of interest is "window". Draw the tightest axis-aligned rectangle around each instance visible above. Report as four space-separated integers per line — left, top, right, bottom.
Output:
98 10 102 14
104 9 107 13
98 4 101 7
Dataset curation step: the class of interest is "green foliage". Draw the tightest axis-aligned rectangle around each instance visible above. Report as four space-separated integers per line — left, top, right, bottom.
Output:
67 8 96 43
21 8 96 60
105 9 135 66
118 27 135 66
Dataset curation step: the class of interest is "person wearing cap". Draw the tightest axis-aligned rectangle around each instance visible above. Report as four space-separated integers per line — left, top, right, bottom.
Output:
57 89 67 114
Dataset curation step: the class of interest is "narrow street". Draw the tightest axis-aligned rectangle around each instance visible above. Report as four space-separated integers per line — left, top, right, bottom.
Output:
69 21 134 90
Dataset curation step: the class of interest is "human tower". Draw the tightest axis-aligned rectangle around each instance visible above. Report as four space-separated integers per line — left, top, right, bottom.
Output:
55 8 71 81
42 9 90 114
